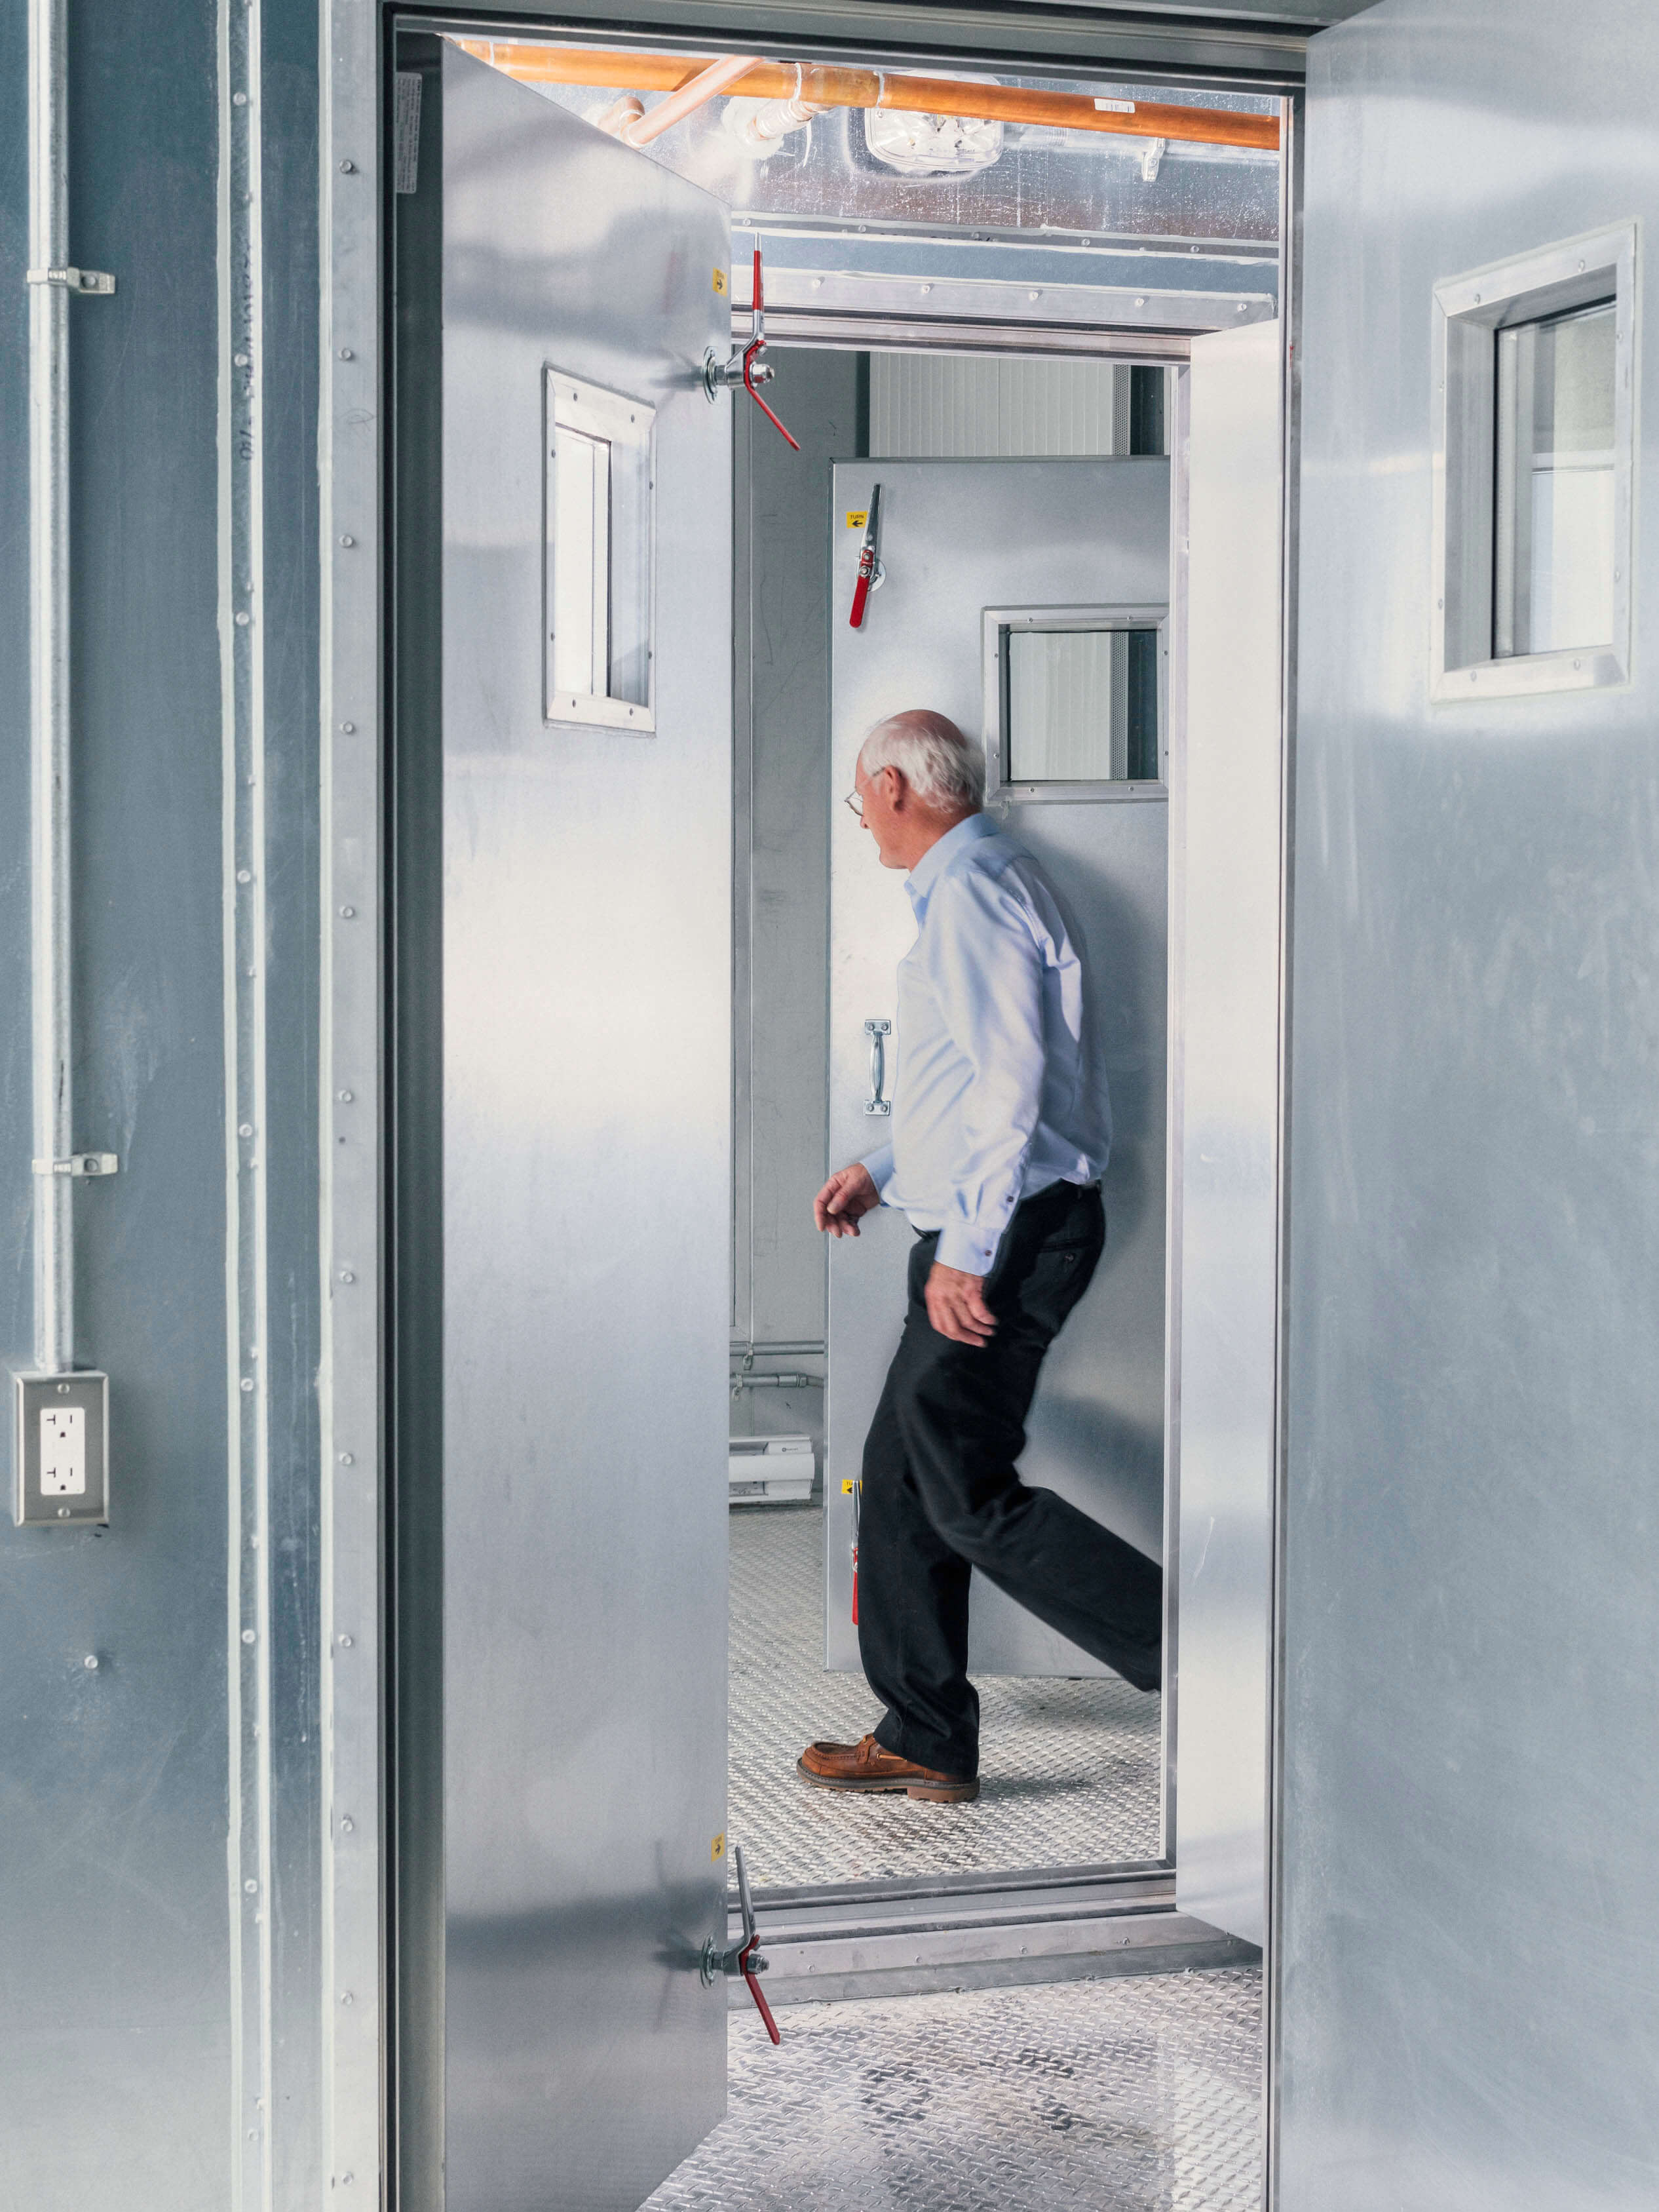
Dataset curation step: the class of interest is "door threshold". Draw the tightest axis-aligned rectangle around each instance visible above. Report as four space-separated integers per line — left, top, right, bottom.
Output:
729 1871 1257 2008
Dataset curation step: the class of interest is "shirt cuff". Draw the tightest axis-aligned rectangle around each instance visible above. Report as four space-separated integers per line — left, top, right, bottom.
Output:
934 1221 1003 1277
860 1145 896 1200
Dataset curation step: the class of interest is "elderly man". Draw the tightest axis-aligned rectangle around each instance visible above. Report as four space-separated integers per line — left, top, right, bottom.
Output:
800 708 1162 1806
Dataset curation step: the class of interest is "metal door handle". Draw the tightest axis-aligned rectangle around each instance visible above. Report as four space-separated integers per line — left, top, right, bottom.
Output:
700 1843 780 2046
863 1019 891 1116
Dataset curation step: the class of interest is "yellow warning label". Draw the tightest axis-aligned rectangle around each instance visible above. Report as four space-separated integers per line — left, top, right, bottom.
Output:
841 1479 855 1493
846 510 869 530
712 267 727 296
712 1832 727 1861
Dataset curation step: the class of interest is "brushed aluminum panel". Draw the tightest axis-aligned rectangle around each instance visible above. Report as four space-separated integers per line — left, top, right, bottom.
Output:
441 47 731 2209
827 457 1170 1679
0 0 243 2200
1284 4 1659 2204
1174 319 1282 1950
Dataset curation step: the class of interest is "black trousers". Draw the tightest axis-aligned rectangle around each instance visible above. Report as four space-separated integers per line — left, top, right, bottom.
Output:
858 1178 1163 1779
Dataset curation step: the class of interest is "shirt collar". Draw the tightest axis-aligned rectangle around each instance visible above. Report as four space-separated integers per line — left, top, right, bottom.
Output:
906 811 997 915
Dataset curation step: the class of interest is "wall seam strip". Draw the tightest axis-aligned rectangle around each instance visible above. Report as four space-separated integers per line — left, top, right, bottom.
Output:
321 0 385 2192
221 0 274 2198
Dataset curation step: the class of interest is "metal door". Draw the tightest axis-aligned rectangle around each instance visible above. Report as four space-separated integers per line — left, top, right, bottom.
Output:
1282 3 1659 2204
826 458 1170 1677
439 47 731 2211
1172 324 1284 1950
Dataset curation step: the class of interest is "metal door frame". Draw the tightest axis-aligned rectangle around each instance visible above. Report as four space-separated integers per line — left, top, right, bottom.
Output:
344 8 1306 2202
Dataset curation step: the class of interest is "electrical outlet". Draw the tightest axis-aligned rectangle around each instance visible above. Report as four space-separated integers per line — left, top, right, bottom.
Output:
12 1372 108 1526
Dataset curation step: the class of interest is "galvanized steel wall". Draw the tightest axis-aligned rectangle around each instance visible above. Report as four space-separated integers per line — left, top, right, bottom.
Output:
1283 3 1659 2203
0 1 322 2203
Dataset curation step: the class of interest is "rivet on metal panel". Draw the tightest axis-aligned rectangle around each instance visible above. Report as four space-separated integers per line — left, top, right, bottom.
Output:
338 905 355 919
234 352 249 366
339 1816 355 1834
233 90 248 106
238 1122 254 1137
338 1452 353 1466
339 159 355 173
338 1633 354 1648
244 1878 257 1893
339 1270 355 1285
242 1628 256 1644
339 534 355 548
237 868 252 883
337 1090 354 1103
339 721 355 733
235 611 250 627
83 1654 98 1670
339 1990 354 2004
240 1377 254 1393
339 347 354 360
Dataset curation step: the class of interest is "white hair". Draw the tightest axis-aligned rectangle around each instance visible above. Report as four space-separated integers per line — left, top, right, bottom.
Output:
858 710 985 813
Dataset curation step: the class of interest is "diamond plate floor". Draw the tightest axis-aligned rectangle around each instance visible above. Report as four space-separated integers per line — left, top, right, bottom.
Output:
646 1966 1263 2212
730 1505 1162 1891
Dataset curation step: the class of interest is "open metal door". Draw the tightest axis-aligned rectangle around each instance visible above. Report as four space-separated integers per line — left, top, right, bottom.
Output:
438 45 731 2211
1282 3 1659 2204
1173 320 1284 1949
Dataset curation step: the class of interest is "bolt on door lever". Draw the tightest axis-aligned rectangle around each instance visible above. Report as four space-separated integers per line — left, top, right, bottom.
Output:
704 244 800 452
700 1842 781 2044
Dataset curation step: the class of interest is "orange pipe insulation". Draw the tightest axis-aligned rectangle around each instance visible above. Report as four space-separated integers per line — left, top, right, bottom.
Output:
455 41 1281 153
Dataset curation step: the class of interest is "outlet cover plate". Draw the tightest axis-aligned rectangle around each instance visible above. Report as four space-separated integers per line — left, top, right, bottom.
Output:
13 1371 109 1526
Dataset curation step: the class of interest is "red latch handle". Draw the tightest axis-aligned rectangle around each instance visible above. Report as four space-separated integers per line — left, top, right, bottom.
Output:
739 1933 781 2045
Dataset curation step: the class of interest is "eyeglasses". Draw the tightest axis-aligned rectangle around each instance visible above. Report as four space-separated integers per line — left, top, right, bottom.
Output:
843 788 865 820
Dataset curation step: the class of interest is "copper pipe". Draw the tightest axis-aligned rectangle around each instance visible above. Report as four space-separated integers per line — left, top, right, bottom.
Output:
457 40 1280 153
619 52 757 147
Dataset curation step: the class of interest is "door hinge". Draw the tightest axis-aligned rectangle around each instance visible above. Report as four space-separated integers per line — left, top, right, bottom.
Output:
26 265 116 296
33 1154 119 1178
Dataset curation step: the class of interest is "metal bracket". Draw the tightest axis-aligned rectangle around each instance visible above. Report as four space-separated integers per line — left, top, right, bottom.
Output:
26 265 116 296
32 1154 119 1178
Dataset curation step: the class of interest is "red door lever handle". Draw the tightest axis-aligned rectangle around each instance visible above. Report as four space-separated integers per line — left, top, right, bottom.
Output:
740 1933 782 2045
700 1843 781 2044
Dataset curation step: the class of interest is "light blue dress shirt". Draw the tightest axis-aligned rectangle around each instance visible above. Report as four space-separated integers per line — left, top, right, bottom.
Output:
860 812 1111 1276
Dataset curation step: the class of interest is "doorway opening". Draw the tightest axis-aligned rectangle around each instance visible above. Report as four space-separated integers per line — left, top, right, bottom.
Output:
387 22 1290 2207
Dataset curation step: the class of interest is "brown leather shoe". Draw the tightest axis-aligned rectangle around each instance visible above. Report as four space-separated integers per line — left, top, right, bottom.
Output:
797 1733 979 1804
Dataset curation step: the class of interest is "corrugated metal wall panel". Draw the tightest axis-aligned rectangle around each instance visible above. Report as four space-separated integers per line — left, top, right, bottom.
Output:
869 354 1131 457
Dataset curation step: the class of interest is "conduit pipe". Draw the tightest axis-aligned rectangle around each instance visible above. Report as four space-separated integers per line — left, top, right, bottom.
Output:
618 52 757 147
27 0 73 1374
459 41 1280 153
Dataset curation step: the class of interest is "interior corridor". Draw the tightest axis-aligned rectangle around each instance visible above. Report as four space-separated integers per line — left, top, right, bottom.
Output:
731 1504 1163 1889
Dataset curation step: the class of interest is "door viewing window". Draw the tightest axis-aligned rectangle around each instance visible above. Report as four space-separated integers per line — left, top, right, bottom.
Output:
544 370 655 729
1432 222 1633 700
984 608 1167 796
1495 300 1616 659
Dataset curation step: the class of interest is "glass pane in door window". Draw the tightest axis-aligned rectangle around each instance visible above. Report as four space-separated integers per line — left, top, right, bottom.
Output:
1004 627 1158 783
1495 300 1616 657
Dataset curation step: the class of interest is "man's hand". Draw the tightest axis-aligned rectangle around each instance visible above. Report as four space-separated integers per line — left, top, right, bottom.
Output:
925 1264 997 1348
814 1162 881 1238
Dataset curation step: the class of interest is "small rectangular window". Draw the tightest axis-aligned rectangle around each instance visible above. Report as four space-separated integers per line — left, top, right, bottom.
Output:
544 371 654 731
1432 223 1633 701
1493 300 1617 659
983 608 1167 800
